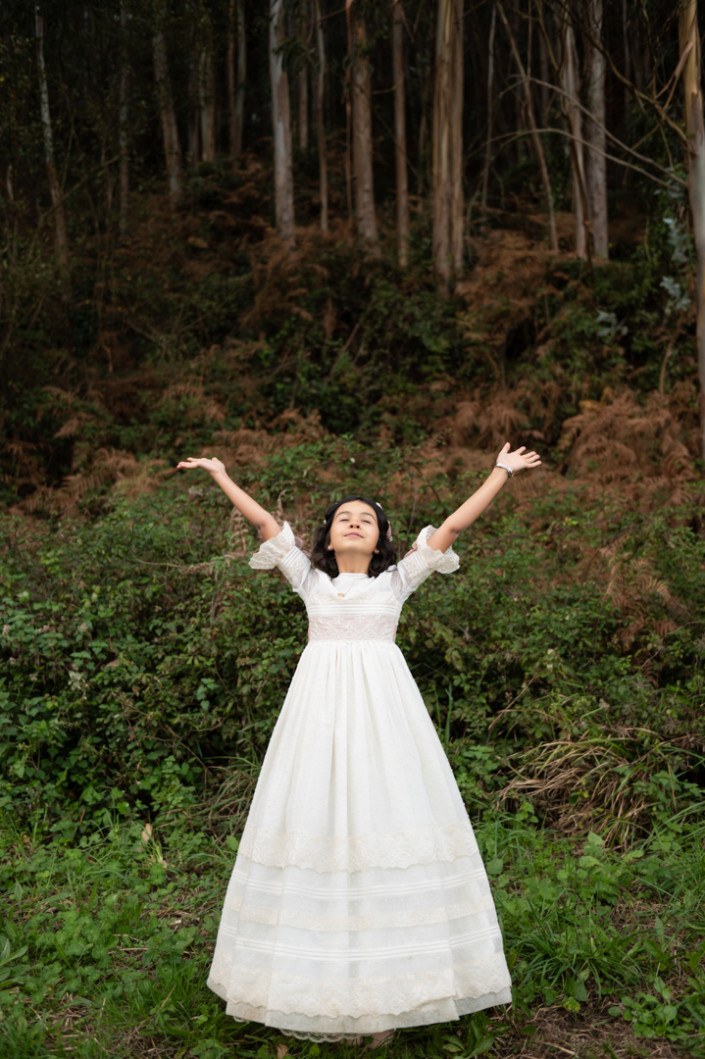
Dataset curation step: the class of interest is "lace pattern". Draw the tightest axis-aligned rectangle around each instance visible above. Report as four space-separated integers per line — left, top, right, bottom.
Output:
307 613 398 641
393 526 460 600
248 521 296 569
208 961 512 1021
238 820 479 872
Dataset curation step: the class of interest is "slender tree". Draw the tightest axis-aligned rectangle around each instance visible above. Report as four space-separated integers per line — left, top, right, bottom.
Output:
297 0 311 152
680 0 705 459
585 0 608 258
227 0 246 169
558 4 588 258
153 13 183 203
392 0 409 268
481 2 497 213
432 0 464 290
346 0 379 255
313 0 328 232
270 0 295 242
34 3 69 276
118 0 130 236
199 13 216 163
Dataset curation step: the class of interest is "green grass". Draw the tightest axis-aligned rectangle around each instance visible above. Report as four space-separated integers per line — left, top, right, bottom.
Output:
2 796 703 1059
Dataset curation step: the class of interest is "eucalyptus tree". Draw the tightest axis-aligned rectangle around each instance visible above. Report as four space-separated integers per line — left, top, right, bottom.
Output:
680 0 705 460
34 2 68 275
313 0 328 231
392 0 409 268
584 0 608 258
227 0 246 169
432 0 463 291
346 0 379 255
270 0 295 242
152 1 182 203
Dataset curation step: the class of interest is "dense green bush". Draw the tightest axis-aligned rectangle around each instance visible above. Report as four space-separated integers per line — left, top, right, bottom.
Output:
2 453 703 836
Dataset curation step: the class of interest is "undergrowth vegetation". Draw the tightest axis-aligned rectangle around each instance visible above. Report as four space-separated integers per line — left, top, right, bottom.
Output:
0 162 700 507
2 435 704 1057
1 163 705 1058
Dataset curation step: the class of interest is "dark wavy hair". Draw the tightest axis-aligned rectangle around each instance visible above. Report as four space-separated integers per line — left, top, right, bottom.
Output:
310 495 396 578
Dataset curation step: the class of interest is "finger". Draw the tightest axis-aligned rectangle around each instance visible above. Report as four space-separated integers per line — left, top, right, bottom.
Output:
500 441 510 454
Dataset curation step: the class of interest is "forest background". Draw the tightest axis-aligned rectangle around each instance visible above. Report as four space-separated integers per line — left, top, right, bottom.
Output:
1 1 705 1057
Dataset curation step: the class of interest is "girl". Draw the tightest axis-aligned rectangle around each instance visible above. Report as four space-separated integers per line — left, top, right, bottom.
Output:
178 443 541 1047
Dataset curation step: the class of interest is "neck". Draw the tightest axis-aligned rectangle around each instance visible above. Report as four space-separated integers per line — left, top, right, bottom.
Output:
335 556 372 575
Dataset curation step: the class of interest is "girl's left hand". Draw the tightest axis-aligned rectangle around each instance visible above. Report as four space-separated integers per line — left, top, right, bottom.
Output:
496 442 542 474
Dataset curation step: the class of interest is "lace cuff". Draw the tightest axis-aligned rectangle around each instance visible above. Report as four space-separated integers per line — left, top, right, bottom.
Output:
249 521 295 569
393 525 459 600
413 525 460 575
249 521 311 592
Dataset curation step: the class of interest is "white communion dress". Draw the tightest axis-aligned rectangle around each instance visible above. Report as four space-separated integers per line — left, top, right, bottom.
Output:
207 523 512 1039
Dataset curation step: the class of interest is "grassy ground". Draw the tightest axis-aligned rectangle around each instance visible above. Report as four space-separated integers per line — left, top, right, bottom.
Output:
2 790 703 1059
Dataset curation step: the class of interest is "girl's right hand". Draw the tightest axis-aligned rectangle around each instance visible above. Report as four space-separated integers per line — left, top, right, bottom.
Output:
176 456 227 476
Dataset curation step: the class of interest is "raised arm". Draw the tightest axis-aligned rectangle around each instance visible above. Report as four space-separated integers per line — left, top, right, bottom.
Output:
176 457 281 540
426 443 541 553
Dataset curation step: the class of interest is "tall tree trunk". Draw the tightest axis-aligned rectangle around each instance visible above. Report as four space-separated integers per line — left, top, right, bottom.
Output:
680 0 705 460
559 10 588 258
297 1 310 152
481 3 496 213
585 0 608 258
346 1 379 254
227 0 246 170
118 0 130 236
392 0 409 268
313 0 328 232
34 4 69 277
496 0 557 252
432 0 464 291
622 0 631 118
270 0 295 242
153 26 182 203
197 30 213 160
199 20 216 163
187 59 200 164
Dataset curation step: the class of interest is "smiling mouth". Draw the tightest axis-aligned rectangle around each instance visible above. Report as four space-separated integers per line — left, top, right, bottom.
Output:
345 532 362 538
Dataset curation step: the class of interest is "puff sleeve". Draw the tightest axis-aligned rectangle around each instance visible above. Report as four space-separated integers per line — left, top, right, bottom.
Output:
248 521 312 594
392 525 460 601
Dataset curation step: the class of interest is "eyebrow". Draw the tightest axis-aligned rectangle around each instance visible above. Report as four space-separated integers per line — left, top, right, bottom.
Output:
335 509 375 519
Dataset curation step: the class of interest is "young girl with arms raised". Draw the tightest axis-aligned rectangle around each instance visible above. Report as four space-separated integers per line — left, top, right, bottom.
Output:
178 443 541 1046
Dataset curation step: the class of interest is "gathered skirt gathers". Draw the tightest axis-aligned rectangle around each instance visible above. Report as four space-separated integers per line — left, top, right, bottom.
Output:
207 640 512 1038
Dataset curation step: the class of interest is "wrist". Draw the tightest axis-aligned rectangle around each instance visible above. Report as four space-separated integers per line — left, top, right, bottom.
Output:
494 460 513 478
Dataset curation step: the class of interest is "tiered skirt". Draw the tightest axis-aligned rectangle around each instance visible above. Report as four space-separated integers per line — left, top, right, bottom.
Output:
207 640 512 1037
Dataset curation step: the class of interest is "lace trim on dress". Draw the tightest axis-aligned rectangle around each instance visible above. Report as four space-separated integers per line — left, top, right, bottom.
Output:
208 962 512 1020
248 521 297 569
391 525 460 601
413 525 460 575
238 821 479 872
307 613 398 641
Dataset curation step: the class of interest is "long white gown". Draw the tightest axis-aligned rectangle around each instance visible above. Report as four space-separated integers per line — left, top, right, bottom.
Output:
207 523 512 1039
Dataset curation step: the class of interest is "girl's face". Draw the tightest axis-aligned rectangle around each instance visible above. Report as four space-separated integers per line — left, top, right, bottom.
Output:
327 500 380 561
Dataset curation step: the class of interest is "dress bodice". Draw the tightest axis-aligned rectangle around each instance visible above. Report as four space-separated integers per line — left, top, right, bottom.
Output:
306 572 401 642
249 522 460 644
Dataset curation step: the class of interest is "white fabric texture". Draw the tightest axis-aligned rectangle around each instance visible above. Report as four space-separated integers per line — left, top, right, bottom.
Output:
207 523 512 1038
